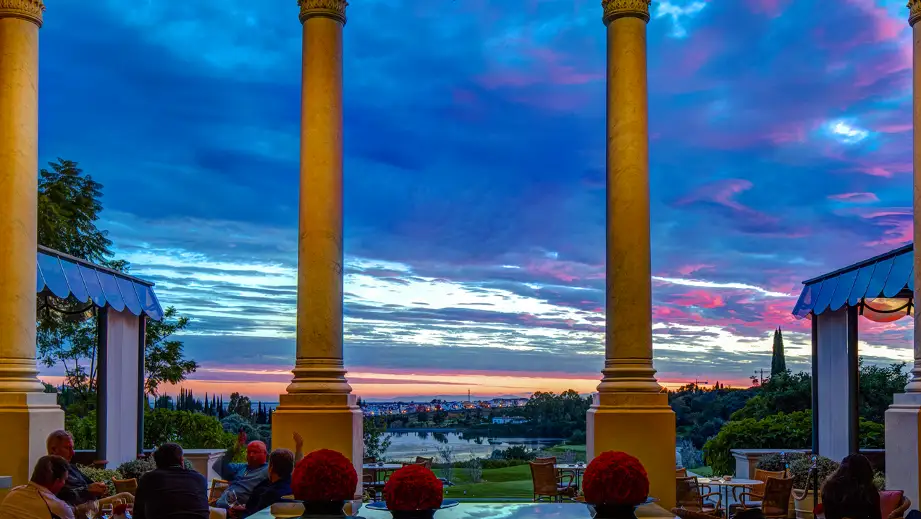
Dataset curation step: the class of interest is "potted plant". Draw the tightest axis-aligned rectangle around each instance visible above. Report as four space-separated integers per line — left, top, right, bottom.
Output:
788 454 838 519
291 449 358 517
383 464 444 519
582 451 651 519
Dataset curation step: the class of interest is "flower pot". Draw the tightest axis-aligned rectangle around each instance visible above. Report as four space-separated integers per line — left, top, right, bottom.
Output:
792 489 818 519
390 511 436 519
301 500 347 517
588 504 639 519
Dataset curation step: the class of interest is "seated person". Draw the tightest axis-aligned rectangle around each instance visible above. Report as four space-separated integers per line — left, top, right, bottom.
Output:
133 443 210 519
232 448 295 518
216 433 303 509
0 455 75 519
46 430 135 509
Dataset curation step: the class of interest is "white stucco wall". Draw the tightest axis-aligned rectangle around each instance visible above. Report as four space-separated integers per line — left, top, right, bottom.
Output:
105 310 141 467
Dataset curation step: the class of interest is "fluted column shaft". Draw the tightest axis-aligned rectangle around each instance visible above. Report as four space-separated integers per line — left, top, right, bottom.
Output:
0 0 44 393
287 0 352 395
599 0 661 394
909 0 921 393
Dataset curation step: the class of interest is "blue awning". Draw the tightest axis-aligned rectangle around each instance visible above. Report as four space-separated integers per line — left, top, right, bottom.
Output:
37 246 164 321
793 243 913 319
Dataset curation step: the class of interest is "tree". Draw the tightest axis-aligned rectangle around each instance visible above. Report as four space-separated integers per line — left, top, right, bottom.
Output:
35 159 197 409
145 307 197 397
363 417 391 460
227 392 252 419
37 159 112 262
771 327 787 377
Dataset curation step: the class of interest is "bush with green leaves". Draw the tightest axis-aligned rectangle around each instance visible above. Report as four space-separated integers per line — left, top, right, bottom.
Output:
117 457 194 481
144 409 236 450
76 465 122 495
703 411 882 476
788 454 838 490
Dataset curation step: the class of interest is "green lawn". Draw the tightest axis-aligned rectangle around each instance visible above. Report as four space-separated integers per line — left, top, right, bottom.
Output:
436 465 534 500
688 466 713 477
546 444 586 454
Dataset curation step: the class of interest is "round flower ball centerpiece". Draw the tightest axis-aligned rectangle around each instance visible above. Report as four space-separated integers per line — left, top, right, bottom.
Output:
383 464 444 519
582 451 650 519
292 449 358 516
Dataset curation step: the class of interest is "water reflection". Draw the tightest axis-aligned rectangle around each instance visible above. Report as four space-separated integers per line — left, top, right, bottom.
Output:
383 432 561 461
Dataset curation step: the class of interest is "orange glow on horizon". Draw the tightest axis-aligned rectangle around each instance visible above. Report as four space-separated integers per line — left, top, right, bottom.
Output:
42 372 751 401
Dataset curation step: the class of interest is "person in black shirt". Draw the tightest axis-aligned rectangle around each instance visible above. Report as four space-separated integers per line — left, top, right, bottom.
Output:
821 454 882 519
232 448 295 518
134 443 210 519
46 430 108 507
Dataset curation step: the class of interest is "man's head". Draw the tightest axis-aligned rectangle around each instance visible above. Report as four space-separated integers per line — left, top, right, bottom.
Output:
31 455 70 494
46 430 75 462
153 443 184 469
246 441 268 468
268 449 294 482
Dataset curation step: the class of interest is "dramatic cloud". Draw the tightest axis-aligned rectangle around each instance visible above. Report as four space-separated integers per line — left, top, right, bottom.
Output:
36 0 914 400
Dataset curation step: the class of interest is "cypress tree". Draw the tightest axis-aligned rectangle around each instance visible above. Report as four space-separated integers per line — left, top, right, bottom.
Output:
771 327 787 377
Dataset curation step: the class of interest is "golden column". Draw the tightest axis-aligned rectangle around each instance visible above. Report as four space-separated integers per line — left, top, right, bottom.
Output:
0 0 64 486
586 0 676 508
909 0 920 394
272 0 362 491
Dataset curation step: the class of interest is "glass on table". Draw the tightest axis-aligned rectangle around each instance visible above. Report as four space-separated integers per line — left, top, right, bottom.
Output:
225 489 239 507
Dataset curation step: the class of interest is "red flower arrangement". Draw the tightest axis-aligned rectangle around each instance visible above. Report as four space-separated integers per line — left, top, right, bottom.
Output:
291 449 358 502
113 503 128 516
582 451 649 506
384 464 444 511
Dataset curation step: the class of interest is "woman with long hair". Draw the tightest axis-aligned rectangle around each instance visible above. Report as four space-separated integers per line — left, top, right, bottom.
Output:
821 454 881 519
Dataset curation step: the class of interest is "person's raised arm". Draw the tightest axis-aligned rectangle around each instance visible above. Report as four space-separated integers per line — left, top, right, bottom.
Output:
294 432 304 462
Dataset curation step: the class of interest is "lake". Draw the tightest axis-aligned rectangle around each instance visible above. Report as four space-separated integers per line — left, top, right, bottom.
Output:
382 430 563 461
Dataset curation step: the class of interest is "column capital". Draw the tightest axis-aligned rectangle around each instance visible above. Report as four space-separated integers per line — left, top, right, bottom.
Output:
298 0 347 25
602 0 651 25
0 0 44 27
910 0 920 26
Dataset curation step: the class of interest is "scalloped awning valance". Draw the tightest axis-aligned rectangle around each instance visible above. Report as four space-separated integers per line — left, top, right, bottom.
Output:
792 243 913 322
36 245 164 321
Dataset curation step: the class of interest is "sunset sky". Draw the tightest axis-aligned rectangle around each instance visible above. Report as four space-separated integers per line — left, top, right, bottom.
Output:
36 0 915 401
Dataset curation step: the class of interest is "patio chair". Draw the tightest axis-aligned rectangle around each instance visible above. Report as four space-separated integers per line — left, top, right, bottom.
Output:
536 456 577 484
208 479 230 505
363 456 376 464
880 490 911 519
733 476 794 518
675 476 722 516
676 468 688 477
414 456 433 469
362 467 388 500
672 509 723 519
732 469 785 509
111 477 138 496
529 461 575 503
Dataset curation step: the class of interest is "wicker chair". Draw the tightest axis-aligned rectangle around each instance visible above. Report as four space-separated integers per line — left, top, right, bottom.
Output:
536 456 577 484
675 476 722 516
111 477 138 496
734 477 795 519
530 461 576 502
676 468 689 477
732 469 784 508
208 479 230 505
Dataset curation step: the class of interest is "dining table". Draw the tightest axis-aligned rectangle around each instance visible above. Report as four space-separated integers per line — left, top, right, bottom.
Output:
697 477 761 519
554 463 587 489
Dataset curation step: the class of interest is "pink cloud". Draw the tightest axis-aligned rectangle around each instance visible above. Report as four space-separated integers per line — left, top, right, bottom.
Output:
671 290 726 309
844 0 906 43
828 192 880 203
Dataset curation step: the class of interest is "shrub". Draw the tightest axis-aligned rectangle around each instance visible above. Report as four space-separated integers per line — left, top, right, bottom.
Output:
117 457 195 481
66 412 97 450
756 452 804 472
703 411 883 476
789 455 838 490
77 465 122 495
144 409 236 450
677 438 703 469
873 471 886 491
569 430 586 445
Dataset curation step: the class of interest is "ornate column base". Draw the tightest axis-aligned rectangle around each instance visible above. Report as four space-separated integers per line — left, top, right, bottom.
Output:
884 393 920 513
587 392 676 509
0 392 64 487
272 392 363 498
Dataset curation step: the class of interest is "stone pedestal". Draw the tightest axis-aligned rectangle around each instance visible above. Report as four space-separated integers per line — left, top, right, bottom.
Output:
0 392 63 486
588 393 676 509
885 393 920 513
271 393 363 497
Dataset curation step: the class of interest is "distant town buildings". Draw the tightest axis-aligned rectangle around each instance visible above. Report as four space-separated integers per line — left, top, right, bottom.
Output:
491 416 528 425
360 397 528 417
